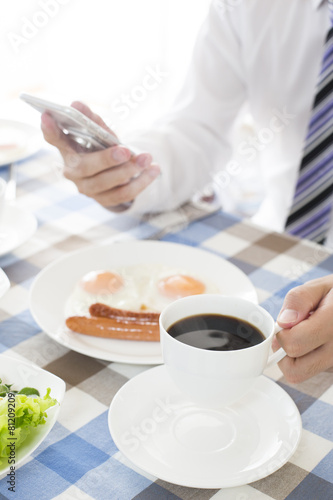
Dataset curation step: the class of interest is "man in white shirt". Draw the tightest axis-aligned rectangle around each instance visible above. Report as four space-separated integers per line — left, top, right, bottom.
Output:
41 0 333 382
42 0 332 241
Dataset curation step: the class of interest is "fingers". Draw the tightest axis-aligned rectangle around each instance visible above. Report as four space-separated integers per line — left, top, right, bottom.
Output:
276 301 333 358
63 146 134 179
70 101 115 135
93 163 160 207
41 100 118 155
61 143 160 206
74 156 156 198
273 277 333 383
40 100 160 206
277 275 333 328
275 339 333 384
41 112 74 153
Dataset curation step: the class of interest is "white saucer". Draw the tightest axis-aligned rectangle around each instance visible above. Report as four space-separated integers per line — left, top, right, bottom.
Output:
0 119 42 166
0 204 37 256
109 365 302 489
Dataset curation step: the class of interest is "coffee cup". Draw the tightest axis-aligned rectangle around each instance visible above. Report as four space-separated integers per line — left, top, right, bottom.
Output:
159 294 286 408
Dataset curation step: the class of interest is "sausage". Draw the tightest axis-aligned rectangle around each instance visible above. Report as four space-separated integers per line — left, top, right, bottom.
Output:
89 303 160 322
66 315 160 341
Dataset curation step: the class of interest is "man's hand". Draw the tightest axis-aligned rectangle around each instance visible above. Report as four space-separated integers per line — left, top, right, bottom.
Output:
41 101 160 207
272 275 333 383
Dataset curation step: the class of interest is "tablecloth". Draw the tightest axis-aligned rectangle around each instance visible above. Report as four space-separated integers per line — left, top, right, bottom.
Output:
0 149 333 500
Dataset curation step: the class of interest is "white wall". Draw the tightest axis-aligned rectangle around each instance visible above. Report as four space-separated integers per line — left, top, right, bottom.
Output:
1 0 210 134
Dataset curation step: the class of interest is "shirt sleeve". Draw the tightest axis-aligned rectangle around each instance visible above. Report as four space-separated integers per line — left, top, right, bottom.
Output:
126 2 247 214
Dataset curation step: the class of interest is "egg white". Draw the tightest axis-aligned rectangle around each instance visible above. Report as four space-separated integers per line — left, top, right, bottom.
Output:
65 264 220 317
143 265 220 311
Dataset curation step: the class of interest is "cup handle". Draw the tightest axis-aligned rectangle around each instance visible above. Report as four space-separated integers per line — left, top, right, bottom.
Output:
267 323 287 367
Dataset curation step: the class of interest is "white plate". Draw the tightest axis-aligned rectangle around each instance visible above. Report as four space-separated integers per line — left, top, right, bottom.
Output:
0 354 66 476
29 241 258 365
0 205 38 257
0 120 42 167
109 365 302 489
0 269 10 298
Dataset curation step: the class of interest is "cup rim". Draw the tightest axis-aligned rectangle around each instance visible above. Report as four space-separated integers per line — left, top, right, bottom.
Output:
159 294 274 355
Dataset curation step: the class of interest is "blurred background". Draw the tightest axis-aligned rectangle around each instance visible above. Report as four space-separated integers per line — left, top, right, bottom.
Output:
1 0 211 134
1 0 262 216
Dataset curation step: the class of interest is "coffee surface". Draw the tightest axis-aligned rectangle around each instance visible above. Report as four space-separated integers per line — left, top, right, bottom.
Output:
167 313 265 351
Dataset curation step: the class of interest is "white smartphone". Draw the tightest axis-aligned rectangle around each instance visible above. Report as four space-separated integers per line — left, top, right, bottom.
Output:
20 93 120 152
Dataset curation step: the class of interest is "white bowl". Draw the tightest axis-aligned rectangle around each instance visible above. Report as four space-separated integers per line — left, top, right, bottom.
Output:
0 355 66 476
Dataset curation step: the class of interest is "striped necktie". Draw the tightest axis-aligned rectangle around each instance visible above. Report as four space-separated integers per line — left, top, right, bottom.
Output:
285 1 333 243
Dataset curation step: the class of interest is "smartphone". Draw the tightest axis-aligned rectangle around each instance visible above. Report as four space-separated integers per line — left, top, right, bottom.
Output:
20 93 120 152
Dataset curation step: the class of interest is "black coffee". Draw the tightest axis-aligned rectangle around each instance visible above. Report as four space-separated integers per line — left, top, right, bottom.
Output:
167 314 265 351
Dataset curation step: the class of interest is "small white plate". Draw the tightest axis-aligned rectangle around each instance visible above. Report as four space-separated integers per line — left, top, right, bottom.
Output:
0 355 66 476
29 241 257 365
0 120 42 167
0 269 10 298
0 205 38 257
109 365 302 488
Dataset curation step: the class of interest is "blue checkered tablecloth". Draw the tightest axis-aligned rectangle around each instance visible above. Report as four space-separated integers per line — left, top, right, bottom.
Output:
0 149 333 500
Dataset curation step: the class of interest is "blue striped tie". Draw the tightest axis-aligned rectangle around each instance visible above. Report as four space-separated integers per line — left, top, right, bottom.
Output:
286 1 333 243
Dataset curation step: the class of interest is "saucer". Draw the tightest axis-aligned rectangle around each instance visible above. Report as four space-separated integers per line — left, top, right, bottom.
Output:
108 365 302 489
0 204 37 256
0 119 42 167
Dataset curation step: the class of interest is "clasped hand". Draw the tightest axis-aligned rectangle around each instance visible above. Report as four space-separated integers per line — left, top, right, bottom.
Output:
274 275 333 383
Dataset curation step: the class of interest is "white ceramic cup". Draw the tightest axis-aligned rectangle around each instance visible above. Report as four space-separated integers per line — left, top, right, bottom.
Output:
160 294 286 408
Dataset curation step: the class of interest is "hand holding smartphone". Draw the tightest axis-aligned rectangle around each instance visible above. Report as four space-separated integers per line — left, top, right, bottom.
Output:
20 93 122 152
20 93 160 209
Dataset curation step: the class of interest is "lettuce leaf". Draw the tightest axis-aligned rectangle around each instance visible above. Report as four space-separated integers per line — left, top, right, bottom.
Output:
0 388 57 464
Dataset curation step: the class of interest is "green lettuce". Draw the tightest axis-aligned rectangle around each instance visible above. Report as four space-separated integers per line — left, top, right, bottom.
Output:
0 388 57 464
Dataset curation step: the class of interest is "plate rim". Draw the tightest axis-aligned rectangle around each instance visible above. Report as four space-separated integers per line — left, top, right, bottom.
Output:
29 240 258 364
108 364 302 489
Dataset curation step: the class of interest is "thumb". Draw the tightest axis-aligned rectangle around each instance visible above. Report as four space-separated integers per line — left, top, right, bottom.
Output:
277 280 327 329
71 101 117 137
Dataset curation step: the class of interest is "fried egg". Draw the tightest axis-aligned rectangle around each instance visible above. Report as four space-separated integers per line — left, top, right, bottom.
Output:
80 270 124 295
142 265 219 311
65 269 136 316
65 264 219 317
158 274 206 298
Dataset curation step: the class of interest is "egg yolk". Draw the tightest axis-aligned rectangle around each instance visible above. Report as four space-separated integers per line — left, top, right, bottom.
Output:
80 270 124 295
158 274 205 298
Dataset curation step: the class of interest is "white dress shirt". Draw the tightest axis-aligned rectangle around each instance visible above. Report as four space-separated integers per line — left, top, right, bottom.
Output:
127 0 333 246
